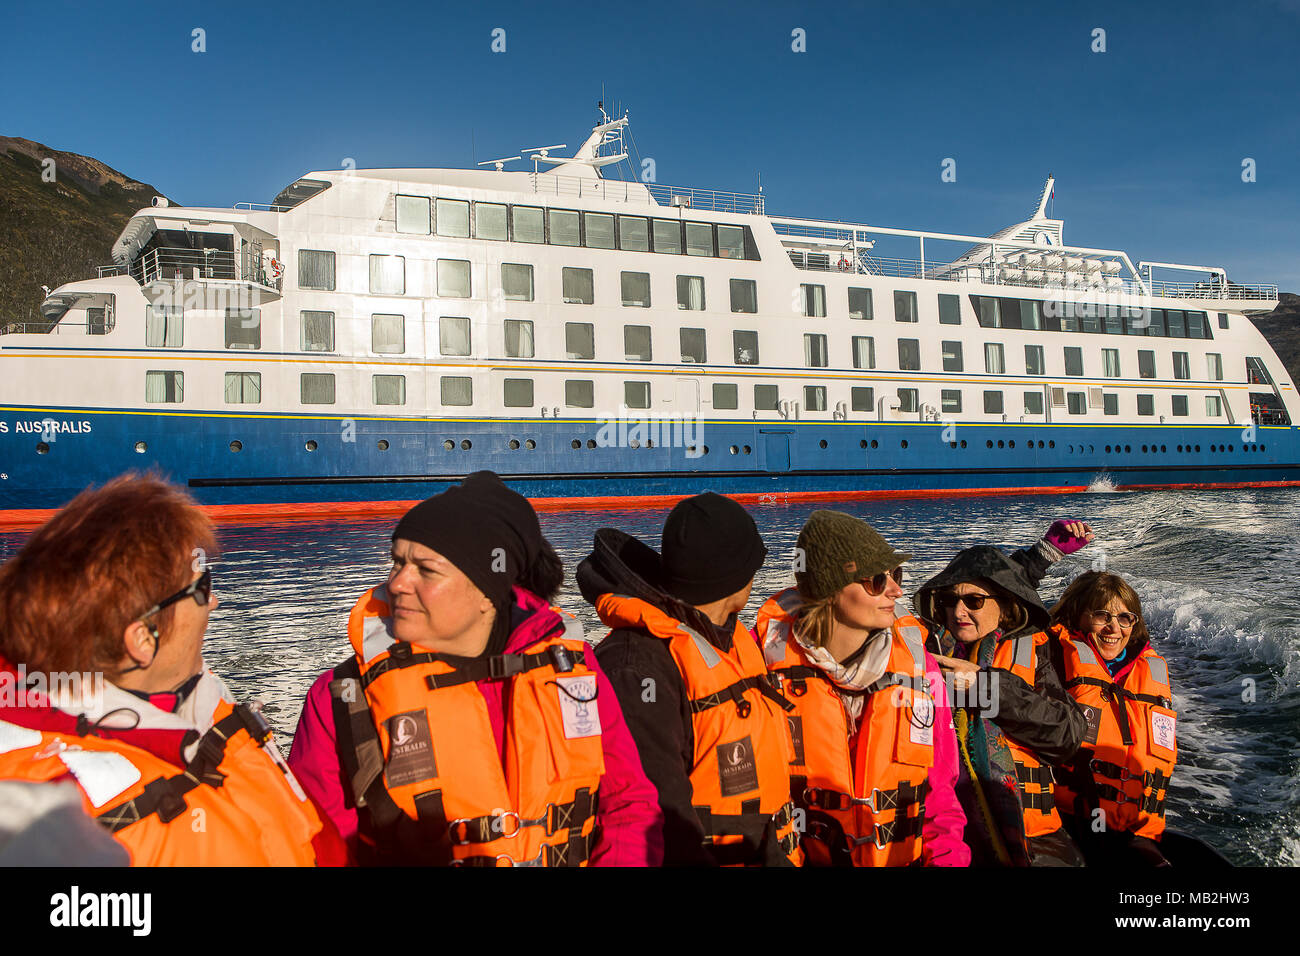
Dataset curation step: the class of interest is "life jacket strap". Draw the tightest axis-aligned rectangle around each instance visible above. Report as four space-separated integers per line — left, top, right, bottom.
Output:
452 829 595 867
800 779 926 814
1094 782 1166 816
694 800 800 866
447 790 599 846
1019 790 1056 814
1014 763 1056 788
689 674 793 716
849 808 926 851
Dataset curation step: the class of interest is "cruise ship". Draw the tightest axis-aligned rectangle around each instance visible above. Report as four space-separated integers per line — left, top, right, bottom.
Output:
2 110 1296 523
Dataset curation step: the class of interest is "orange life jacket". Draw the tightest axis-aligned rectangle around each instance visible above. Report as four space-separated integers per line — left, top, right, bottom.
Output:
755 589 936 867
333 585 605 866
594 593 801 866
1050 624 1176 839
986 630 1064 839
0 699 322 866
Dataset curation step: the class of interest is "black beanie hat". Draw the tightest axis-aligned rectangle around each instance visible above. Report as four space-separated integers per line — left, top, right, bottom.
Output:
391 471 542 614
661 492 767 605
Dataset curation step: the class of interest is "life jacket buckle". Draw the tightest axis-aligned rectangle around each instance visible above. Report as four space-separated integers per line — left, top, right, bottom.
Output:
548 645 575 673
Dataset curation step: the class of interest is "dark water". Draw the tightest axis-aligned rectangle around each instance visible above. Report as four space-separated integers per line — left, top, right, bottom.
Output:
3 485 1297 865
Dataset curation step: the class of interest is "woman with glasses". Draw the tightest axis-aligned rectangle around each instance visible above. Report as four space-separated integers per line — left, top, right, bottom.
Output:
1047 572 1177 866
0 473 340 865
754 510 968 866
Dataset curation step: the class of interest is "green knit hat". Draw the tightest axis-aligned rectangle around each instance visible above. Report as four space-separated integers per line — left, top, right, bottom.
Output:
794 510 912 602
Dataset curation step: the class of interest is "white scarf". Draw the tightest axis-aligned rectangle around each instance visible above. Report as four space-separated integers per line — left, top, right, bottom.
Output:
794 629 892 729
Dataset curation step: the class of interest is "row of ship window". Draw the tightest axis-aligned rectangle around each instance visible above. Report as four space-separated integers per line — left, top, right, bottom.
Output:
139 370 1226 418
146 307 1228 381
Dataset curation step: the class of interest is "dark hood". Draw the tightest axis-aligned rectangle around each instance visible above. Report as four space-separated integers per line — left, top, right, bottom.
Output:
576 528 729 642
912 545 1050 637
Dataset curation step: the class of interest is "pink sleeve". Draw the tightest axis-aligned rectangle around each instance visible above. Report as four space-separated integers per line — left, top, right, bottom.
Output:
921 652 970 867
583 647 665 867
288 671 360 858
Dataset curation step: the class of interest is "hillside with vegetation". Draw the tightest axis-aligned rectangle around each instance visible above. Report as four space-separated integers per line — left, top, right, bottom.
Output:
1248 292 1300 386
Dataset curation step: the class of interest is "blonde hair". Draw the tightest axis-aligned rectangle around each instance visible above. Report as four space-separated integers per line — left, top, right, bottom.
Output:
792 593 837 650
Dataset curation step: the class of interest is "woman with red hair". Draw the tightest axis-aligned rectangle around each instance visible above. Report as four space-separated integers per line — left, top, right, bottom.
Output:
0 473 341 865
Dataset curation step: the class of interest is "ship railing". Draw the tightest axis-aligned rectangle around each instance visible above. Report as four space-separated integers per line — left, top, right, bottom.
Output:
233 201 292 211
127 247 283 293
1 316 115 336
529 173 765 215
96 264 130 278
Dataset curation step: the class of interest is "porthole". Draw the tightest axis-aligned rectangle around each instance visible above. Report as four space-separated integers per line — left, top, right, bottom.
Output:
818 439 828 449
961 439 968 449
900 440 909 449
229 440 243 453
743 445 752 454
443 439 455 450
1048 440 1054 448
1176 444 1183 452
377 439 389 451
524 439 535 450
870 440 878 450
1008 440 1015 449
997 440 1004 449
1194 444 1201 452
586 439 596 449
687 445 697 455
730 445 739 455
1160 445 1166 453
1124 445 1131 453
1105 445 1112 453
702 445 710 455
630 439 640 449
1228 444 1234 452
510 439 521 450
570 439 580 449
461 439 473 450
1261 444 1266 452
949 442 957 450
986 440 994 449
1089 445 1095 453
647 439 655 448
1068 445 1074 453
305 440 318 452
36 442 49 455
859 439 868 449
1142 445 1148 453
134 441 147 454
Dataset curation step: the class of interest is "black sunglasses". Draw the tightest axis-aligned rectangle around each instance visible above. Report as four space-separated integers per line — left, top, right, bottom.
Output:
860 567 903 596
139 567 212 621
937 591 993 612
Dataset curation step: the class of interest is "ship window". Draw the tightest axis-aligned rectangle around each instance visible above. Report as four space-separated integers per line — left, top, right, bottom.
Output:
435 199 469 238
1206 395 1223 417
677 275 705 310
369 255 405 295
999 297 1024 330
437 259 470 298
504 378 534 407
681 328 707 364
938 294 961 325
942 389 962 413
1142 308 1165 337
549 209 580 247
941 340 963 372
1067 391 1086 415
298 249 335 291
145 371 184 403
513 206 545 243
851 387 874 412
1172 394 1189 416
734 330 759 365
849 287 874 320
373 374 406 406
622 272 651 307
619 216 649 252
686 222 713 257
1060 308 1080 333
371 314 405 354
984 391 1003 415
1190 312 1210 340
801 284 827 317
1103 305 1123 335
624 381 651 409
730 278 758 314
1102 348 1120 377
441 376 472 406
1207 353 1223 380
1022 300 1043 331
625 325 652 361
1217 312 1229 329
985 342 1005 375
898 338 920 371
804 333 828 368
894 290 918 323
1063 347 1083 376
1166 310 1187 338
754 384 779 410
976 296 1000 328
396 195 430 234
146 304 183 348
1103 393 1119 415
301 311 334 352
804 386 827 411
584 213 616 249
718 225 745 259
713 383 738 409
653 219 682 254
1024 391 1044 415
439 316 471 356
852 335 875 370
1173 352 1190 380
224 371 261 404
565 322 595 359
300 372 335 405
1025 344 1045 375
500 263 534 301
1137 394 1154 416
224 309 261 349
565 380 594 408
897 388 918 413
562 267 594 304
475 202 507 240
1138 350 1156 378
1081 306 1101 334
505 319 534 358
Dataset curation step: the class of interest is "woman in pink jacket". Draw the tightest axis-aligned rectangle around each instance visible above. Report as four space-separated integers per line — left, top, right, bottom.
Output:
754 510 968 866
288 471 662 866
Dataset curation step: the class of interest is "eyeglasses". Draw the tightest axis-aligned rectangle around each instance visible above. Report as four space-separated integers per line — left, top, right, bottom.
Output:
1090 609 1137 629
937 592 994 612
859 567 903 596
139 568 212 621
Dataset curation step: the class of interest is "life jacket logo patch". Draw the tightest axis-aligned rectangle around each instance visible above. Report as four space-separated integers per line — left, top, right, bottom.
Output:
384 709 437 787
716 735 760 797
1081 704 1101 745
908 693 934 747
1150 711 1176 751
555 675 601 739
59 750 142 808
787 715 805 766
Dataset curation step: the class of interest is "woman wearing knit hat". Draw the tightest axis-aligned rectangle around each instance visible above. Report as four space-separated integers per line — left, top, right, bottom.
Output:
288 471 663 866
752 510 969 866
577 492 803 866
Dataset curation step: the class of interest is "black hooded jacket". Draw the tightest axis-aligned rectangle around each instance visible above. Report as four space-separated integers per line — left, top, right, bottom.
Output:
576 528 744 866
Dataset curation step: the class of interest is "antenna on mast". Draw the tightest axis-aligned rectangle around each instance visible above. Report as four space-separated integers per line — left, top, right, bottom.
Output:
478 155 521 172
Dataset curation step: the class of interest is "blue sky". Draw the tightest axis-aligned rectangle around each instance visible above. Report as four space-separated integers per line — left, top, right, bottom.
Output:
3 0 1298 288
